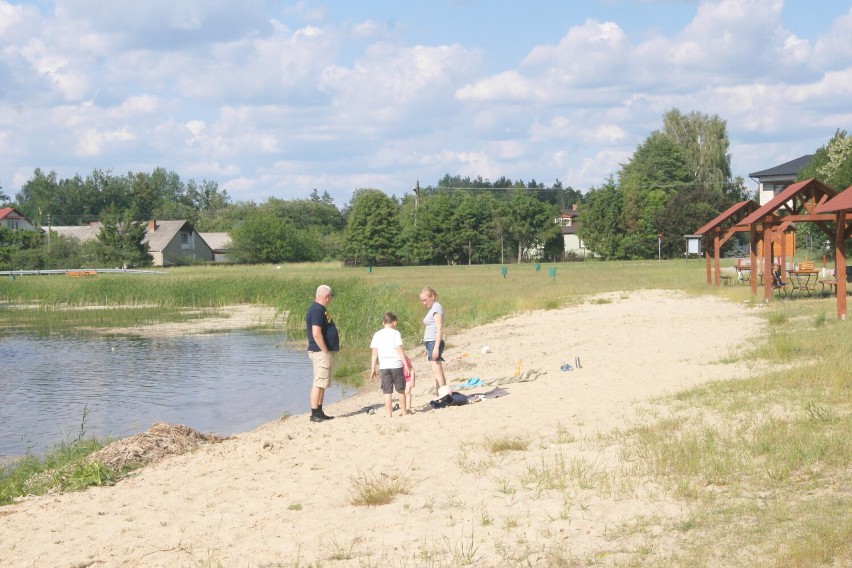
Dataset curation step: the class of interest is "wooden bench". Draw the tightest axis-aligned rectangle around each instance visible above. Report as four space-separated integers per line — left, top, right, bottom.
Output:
818 280 837 295
720 274 733 286
773 281 789 298
67 270 97 278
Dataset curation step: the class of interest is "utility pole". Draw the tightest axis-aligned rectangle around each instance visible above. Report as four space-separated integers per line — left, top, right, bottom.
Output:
413 180 421 228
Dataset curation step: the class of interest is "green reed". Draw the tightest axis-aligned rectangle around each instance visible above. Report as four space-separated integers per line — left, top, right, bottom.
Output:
0 407 116 506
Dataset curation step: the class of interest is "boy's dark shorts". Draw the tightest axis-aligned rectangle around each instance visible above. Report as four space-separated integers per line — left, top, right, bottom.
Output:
380 368 406 394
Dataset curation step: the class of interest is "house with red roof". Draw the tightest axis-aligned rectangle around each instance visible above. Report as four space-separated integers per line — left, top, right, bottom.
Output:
0 208 39 232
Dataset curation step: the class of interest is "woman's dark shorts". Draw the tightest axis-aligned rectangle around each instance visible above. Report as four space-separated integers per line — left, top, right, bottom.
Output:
424 340 445 362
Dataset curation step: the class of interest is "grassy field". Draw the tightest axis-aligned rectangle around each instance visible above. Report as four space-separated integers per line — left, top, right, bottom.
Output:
1 260 849 565
0 259 716 341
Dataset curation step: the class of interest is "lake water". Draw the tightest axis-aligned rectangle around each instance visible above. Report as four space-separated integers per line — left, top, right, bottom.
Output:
0 331 357 461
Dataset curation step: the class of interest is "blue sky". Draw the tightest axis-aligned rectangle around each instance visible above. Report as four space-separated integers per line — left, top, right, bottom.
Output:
1 0 850 206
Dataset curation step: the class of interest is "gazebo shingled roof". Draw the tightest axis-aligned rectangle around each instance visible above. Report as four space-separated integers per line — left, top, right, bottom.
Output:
816 185 852 214
694 200 758 236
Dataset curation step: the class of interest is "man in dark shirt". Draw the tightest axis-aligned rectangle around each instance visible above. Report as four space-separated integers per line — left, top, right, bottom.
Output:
306 284 339 422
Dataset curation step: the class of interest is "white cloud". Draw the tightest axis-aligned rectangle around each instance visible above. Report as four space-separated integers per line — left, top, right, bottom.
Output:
76 127 135 157
55 0 275 47
0 1 41 43
584 124 628 145
492 140 525 160
455 71 537 103
185 120 206 138
322 42 481 126
812 7 852 69
524 19 630 85
113 95 160 116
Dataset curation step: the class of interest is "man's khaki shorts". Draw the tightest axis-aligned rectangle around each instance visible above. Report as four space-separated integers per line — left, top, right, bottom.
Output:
308 351 333 388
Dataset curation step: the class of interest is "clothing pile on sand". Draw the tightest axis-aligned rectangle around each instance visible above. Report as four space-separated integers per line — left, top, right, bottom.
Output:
415 368 544 398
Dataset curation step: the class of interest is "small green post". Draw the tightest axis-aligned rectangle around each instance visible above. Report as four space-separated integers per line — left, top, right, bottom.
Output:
367 266 372 273
548 267 556 280
501 266 508 278
535 262 541 272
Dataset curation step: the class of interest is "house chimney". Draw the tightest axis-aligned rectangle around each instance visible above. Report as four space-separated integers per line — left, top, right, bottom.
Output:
148 219 156 231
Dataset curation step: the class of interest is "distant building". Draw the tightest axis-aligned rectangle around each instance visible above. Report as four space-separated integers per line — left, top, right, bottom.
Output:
198 232 232 263
143 220 213 266
749 155 813 206
51 219 213 266
556 204 589 260
51 224 100 242
0 208 39 232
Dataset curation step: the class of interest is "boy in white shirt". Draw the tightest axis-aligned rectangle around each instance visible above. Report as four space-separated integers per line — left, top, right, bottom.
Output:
370 312 415 417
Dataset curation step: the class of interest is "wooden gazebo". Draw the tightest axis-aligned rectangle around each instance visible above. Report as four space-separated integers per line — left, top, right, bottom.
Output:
693 200 759 287
737 179 837 303
815 185 852 320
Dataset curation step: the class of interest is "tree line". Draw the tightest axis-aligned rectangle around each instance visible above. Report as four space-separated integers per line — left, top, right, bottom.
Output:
3 111 849 270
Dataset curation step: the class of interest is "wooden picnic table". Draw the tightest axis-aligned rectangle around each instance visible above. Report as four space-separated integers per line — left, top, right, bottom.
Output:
787 269 819 297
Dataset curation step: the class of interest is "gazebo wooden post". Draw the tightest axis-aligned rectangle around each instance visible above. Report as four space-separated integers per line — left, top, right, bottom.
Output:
780 229 788 271
704 238 712 286
835 212 847 320
749 225 758 296
762 226 773 303
713 230 722 286
704 244 713 286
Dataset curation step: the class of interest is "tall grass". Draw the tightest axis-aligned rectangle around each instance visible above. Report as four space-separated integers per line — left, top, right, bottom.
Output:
0 258 706 335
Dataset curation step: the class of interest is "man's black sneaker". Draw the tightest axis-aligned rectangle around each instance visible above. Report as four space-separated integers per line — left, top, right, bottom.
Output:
320 413 335 420
310 414 329 423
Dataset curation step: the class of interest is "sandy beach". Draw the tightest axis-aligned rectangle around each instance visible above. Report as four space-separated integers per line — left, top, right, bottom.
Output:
0 289 765 567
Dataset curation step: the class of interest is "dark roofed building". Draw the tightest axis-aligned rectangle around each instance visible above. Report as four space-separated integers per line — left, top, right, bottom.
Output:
749 154 813 206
